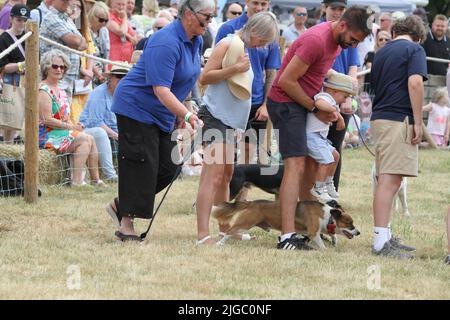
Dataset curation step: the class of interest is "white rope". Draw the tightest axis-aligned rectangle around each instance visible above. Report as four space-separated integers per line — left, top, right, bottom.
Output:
39 35 131 68
0 31 32 60
426 56 450 64
356 57 450 78
357 69 371 77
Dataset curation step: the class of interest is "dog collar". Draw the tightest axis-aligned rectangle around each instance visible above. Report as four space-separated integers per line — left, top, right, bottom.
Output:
327 216 336 234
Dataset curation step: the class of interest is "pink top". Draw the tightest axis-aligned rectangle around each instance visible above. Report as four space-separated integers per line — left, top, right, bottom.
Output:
269 22 341 103
108 11 136 63
427 103 449 136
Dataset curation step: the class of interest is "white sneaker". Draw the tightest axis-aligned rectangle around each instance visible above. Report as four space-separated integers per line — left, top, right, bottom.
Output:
326 182 339 199
310 186 333 203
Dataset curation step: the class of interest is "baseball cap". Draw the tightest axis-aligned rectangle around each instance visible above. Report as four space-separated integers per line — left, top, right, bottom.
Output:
10 4 30 19
322 0 347 8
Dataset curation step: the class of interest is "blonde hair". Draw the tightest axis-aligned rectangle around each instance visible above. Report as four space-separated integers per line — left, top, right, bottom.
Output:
40 49 71 80
88 1 109 24
375 30 391 51
142 0 159 16
240 11 279 47
431 87 449 105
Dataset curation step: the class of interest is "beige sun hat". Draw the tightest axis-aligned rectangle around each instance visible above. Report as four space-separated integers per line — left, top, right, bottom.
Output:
222 35 252 101
106 63 131 76
323 73 355 96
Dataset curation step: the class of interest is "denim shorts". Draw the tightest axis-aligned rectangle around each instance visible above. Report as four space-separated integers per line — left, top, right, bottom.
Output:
306 132 336 164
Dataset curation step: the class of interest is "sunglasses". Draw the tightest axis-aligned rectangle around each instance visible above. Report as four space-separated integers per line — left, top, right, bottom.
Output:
230 11 242 16
51 64 67 70
113 74 125 79
96 16 109 23
196 11 214 22
378 38 390 42
155 26 164 30
295 12 307 17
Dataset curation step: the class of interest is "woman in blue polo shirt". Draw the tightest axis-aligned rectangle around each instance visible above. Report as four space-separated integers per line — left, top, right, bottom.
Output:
106 0 215 242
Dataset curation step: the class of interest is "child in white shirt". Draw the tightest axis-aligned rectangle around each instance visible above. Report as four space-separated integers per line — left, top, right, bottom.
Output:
307 73 355 202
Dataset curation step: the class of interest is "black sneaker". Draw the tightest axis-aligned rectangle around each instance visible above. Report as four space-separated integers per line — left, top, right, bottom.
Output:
389 236 416 252
444 255 450 265
277 234 313 251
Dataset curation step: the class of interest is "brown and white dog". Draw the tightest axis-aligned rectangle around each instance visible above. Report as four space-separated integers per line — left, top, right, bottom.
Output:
212 200 360 249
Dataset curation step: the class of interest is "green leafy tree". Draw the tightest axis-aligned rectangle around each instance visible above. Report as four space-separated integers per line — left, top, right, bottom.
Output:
426 0 450 19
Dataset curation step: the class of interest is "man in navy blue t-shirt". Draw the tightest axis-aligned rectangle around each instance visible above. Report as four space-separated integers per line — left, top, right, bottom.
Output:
370 15 428 259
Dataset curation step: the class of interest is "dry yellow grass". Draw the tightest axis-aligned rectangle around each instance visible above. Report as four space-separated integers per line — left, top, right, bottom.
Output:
0 149 449 299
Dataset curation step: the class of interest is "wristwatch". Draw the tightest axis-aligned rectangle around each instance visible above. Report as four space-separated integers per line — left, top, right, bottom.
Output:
310 106 319 114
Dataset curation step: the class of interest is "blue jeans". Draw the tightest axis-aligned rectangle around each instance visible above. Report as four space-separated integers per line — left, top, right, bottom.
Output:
84 127 118 180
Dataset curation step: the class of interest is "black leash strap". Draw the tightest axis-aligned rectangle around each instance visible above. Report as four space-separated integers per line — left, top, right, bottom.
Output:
140 126 203 240
352 114 376 157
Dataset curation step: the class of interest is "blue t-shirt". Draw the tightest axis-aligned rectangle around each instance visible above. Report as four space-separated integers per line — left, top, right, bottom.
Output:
79 83 117 132
111 20 203 132
370 39 428 124
215 12 281 105
332 46 360 74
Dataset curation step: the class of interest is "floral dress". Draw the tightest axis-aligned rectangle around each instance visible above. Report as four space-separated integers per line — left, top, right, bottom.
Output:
38 84 80 153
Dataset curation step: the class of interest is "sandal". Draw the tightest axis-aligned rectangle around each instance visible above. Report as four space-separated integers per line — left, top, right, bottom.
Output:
92 179 108 187
71 181 87 187
105 197 121 228
218 231 256 241
115 231 142 242
196 235 215 245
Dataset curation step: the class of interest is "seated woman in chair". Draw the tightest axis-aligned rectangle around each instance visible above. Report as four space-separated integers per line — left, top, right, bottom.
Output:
38 49 104 187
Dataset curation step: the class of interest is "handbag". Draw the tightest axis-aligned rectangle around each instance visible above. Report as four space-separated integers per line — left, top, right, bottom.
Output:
0 77 25 130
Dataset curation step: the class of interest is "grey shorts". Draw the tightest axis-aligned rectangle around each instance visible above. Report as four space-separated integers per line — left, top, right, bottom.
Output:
267 98 308 159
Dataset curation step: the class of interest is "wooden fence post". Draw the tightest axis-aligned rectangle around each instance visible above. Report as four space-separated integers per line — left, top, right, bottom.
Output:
24 21 39 203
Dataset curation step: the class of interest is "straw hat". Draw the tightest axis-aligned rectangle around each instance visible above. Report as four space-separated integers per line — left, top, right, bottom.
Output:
323 73 355 96
222 35 252 101
106 63 131 76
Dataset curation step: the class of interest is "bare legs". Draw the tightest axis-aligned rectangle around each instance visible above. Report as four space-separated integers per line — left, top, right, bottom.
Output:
196 143 234 243
280 156 305 234
373 174 403 227
2 129 16 144
67 133 100 184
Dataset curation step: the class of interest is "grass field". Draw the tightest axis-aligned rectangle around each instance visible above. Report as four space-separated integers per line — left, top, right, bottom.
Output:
0 148 449 299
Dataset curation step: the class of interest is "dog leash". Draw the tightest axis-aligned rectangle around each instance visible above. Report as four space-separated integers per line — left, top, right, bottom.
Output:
139 123 203 240
245 117 282 164
352 114 376 157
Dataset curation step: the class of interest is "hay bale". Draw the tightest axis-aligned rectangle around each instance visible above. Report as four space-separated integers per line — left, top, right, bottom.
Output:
0 144 70 185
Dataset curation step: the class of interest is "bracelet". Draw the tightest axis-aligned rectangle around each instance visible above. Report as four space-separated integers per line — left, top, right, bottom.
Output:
184 111 193 123
17 62 23 73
